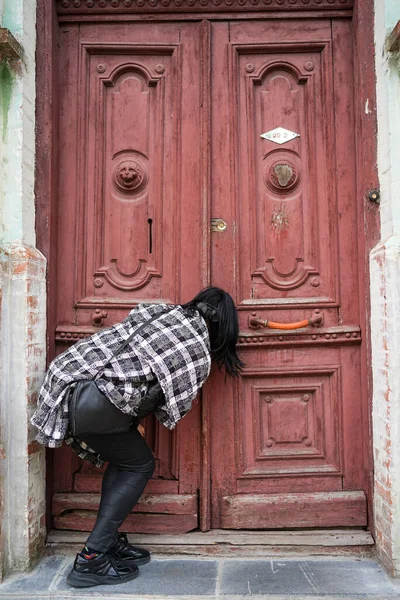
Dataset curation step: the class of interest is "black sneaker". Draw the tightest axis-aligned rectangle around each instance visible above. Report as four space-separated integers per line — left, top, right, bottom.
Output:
109 532 151 565
67 549 139 588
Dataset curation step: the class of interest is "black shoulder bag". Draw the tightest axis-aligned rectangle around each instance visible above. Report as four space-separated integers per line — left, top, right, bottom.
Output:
68 312 166 437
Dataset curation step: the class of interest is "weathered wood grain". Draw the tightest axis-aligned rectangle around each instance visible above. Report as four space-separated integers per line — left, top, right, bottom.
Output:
47 529 375 557
220 492 367 529
53 511 198 534
52 493 197 515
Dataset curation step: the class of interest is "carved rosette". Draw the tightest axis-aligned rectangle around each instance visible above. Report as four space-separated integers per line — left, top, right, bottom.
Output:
113 159 148 195
57 0 353 12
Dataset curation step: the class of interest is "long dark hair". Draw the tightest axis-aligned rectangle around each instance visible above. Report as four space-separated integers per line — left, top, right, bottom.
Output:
182 287 245 378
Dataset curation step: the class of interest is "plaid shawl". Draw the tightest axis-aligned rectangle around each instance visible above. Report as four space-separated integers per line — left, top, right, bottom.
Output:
31 303 211 455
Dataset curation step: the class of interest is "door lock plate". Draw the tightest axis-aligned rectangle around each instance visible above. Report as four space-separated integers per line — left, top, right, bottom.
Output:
211 218 227 232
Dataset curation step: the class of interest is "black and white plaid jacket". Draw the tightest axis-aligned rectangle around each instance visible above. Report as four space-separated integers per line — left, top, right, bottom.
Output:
31 303 211 465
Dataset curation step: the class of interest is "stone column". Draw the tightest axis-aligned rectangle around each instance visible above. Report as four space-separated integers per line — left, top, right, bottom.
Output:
0 0 47 578
371 0 400 577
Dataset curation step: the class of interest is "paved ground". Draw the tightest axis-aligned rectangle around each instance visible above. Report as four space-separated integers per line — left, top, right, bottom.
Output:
1 552 400 600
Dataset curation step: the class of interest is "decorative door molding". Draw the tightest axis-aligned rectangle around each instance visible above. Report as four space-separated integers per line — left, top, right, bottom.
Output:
57 0 354 16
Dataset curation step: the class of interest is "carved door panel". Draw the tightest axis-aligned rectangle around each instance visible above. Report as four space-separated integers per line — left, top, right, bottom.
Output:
52 15 369 534
52 21 207 533
209 20 369 528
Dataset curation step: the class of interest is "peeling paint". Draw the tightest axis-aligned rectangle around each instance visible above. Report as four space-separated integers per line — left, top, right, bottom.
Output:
271 203 289 232
0 444 6 460
388 50 400 75
0 60 14 142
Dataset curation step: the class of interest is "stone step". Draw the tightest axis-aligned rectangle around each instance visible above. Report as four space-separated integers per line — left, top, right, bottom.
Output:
0 553 399 599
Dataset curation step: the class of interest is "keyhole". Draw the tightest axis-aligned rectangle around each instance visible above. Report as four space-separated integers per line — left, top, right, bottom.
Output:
148 218 153 254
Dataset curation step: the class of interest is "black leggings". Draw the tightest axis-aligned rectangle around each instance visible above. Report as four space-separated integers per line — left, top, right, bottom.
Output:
79 427 155 553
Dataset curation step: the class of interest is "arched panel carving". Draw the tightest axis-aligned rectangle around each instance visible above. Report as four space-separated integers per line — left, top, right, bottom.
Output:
69 44 180 310
91 62 164 292
233 42 336 304
246 63 318 291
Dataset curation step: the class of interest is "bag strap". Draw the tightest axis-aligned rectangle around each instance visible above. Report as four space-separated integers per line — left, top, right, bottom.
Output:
94 308 169 379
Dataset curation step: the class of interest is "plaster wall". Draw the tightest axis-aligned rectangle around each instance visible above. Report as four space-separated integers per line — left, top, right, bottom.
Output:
1 0 36 246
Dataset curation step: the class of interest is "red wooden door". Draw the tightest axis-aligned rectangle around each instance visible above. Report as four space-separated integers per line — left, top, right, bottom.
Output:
52 21 209 533
209 19 369 528
51 15 369 533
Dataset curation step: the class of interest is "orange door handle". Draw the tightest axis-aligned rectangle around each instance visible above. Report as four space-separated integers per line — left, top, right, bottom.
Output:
249 311 323 330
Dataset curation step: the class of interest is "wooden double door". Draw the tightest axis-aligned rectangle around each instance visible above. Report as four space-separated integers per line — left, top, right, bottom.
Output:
52 16 370 533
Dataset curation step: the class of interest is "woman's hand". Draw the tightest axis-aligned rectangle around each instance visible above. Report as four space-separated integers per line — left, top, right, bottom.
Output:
137 424 145 437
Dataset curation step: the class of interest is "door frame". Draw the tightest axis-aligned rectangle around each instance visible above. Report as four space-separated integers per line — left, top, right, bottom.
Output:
35 0 379 534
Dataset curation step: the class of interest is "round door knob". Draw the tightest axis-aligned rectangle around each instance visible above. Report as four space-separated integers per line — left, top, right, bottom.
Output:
216 220 227 231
